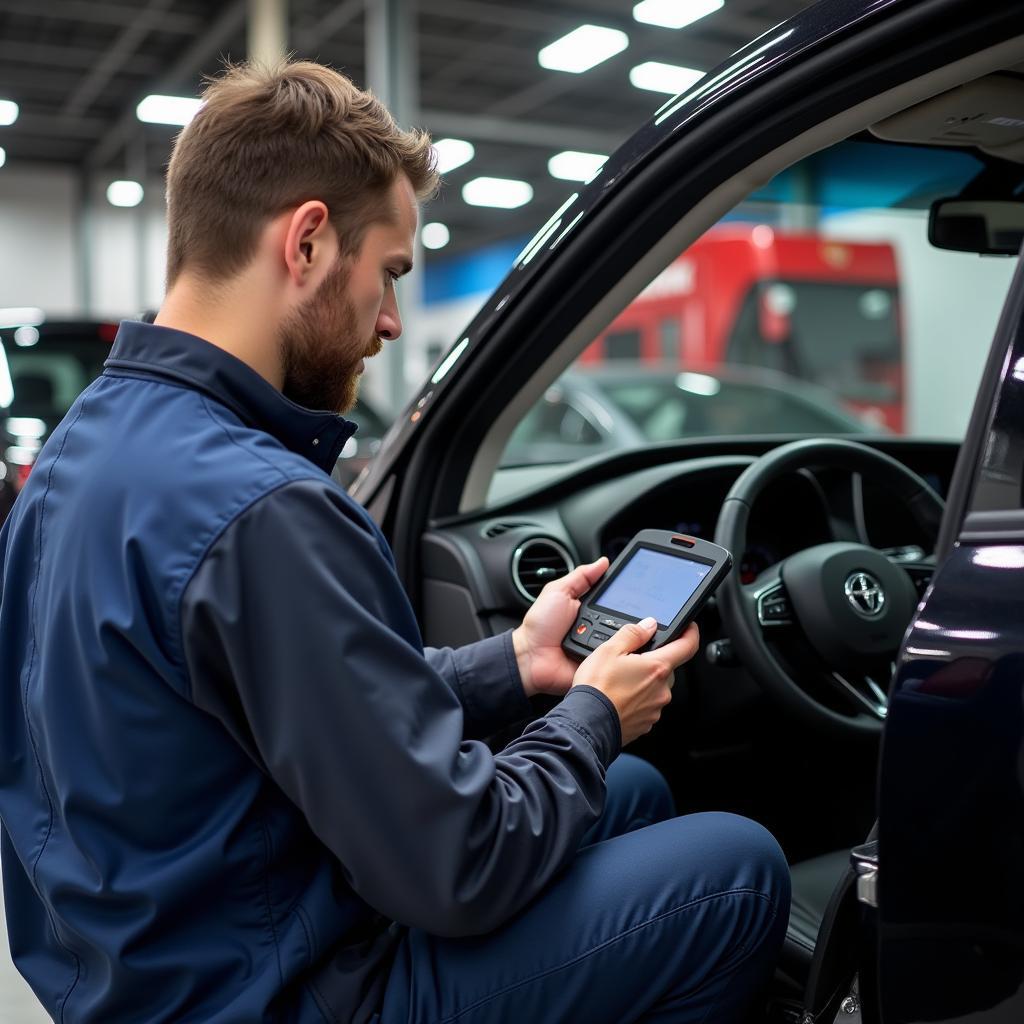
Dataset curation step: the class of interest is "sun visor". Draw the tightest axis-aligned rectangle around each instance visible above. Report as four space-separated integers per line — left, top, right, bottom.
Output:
870 75 1024 162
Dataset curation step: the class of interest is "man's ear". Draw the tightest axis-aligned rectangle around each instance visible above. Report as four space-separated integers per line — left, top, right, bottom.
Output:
282 200 334 287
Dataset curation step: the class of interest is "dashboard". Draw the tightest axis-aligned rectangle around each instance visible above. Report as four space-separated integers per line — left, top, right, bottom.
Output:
597 467 831 585
420 437 958 649
416 436 958 855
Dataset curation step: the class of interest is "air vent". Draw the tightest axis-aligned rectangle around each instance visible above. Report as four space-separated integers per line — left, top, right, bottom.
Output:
483 521 535 539
512 539 574 602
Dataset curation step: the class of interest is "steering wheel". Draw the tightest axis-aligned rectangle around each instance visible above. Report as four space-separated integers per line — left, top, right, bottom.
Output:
713 439 944 737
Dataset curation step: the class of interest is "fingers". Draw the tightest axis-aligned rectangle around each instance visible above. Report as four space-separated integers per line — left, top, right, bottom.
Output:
555 556 609 599
605 616 659 655
642 622 700 671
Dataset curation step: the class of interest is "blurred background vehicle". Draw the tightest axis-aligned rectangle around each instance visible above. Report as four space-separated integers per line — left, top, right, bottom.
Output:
581 227 903 431
0 319 118 517
0 314 392 524
334 395 389 487
502 363 877 467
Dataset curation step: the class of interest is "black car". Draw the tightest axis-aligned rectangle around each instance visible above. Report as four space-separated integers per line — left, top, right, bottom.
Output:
353 2 1024 1021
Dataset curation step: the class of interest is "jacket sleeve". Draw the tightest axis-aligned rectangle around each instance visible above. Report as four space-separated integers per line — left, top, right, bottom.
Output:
423 634 533 739
179 479 621 937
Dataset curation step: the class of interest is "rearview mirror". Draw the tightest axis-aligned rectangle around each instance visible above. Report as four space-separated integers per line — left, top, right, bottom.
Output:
929 198 1024 256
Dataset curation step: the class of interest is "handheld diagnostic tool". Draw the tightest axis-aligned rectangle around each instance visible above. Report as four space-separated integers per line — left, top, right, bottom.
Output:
562 530 732 660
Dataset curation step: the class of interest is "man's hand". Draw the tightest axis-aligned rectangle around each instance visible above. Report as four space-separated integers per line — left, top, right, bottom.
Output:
512 556 609 698
573 618 700 746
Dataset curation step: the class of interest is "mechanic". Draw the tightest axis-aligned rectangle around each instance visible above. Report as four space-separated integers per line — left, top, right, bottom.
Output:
0 61 789 1023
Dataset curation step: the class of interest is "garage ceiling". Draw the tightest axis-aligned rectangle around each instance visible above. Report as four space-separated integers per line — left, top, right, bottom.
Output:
0 0 810 257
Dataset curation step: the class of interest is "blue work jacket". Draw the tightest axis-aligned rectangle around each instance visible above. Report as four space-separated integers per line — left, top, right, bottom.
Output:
0 321 621 1022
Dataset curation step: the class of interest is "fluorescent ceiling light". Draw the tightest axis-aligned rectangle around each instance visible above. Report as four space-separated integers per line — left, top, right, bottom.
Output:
0 100 18 126
106 180 144 208
548 150 607 182
421 222 450 250
136 94 202 126
539 25 629 74
630 61 705 94
5 417 46 439
432 138 475 174
462 177 533 209
0 307 44 329
633 0 724 29
0 147 5 169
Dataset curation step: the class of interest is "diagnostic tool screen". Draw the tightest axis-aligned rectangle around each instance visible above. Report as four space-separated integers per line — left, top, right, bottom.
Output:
596 548 711 625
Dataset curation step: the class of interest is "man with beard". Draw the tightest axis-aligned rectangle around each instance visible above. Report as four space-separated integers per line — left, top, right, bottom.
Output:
0 61 789 1023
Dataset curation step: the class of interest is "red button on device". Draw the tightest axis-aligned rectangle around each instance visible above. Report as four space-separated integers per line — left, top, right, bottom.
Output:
575 623 589 636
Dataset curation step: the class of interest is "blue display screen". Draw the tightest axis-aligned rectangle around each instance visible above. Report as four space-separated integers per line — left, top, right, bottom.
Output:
595 548 711 626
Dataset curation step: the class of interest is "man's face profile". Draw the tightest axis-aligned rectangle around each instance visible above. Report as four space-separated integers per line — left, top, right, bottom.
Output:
279 176 417 414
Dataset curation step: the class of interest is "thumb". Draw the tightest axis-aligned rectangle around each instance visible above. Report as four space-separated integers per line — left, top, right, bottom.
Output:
607 616 658 655
558 556 609 599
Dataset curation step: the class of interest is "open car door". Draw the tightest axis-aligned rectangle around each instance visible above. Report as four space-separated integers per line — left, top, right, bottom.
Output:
871 249 1024 1022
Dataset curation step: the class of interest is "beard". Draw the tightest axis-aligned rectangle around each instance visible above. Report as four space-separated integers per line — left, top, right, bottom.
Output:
279 256 382 414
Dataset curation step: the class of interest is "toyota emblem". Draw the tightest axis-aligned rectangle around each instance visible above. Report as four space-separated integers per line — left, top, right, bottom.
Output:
844 571 885 617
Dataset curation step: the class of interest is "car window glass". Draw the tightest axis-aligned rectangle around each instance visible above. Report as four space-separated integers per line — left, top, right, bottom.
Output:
492 138 1019 486
966 327 1024 514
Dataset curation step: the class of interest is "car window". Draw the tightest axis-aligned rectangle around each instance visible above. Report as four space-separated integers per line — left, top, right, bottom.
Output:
508 392 603 448
1 330 110 422
494 138 1019 478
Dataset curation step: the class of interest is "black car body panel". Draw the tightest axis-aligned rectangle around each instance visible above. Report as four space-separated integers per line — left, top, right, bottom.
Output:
876 256 1024 1023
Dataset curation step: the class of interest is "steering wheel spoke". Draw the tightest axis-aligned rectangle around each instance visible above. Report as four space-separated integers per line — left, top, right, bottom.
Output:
883 546 937 600
745 571 794 631
829 665 893 720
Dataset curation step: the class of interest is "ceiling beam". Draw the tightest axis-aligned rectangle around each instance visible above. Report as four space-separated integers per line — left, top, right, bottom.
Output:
420 108 624 154
420 0 574 35
87 0 248 169
293 0 362 52
0 40 155 76
63 0 174 118
6 111 108 138
0 0 201 33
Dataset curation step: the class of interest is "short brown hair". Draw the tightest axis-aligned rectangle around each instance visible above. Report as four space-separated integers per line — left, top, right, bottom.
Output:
165 60 438 287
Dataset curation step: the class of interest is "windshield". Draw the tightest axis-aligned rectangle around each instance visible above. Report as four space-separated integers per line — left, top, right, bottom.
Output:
495 139 1019 476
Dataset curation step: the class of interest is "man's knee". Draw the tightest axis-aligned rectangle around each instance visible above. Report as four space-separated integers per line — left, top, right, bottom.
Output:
606 753 675 826
682 811 791 951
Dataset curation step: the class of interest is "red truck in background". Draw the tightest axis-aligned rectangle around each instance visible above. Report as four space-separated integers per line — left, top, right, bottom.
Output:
580 224 904 431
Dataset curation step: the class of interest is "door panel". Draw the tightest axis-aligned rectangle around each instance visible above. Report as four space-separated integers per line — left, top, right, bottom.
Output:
877 256 1024 1022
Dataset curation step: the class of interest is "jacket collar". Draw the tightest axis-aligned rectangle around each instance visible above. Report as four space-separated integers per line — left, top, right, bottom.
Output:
104 321 358 474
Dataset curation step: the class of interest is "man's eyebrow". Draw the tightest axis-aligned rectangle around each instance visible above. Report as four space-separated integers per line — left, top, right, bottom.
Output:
390 256 414 276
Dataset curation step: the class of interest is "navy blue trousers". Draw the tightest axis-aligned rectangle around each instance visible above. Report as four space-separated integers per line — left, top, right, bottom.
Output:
379 754 791 1024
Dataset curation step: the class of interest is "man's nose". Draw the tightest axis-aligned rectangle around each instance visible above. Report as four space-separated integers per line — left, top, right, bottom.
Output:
377 293 403 341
